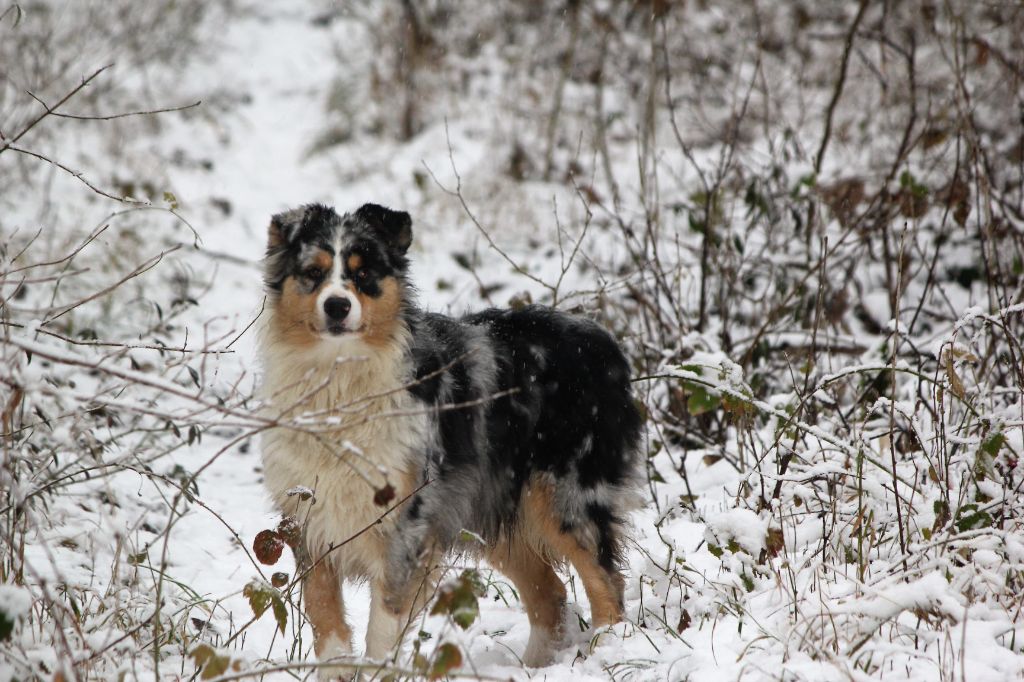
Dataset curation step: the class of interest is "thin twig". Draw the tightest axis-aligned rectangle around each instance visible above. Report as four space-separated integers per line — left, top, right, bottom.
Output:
0 64 112 154
7 145 143 204
25 91 201 121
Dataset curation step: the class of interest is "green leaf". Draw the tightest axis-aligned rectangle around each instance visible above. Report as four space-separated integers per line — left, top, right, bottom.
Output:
707 543 723 558
428 642 463 680
722 395 749 418
243 580 288 634
687 387 720 416
0 611 14 642
956 510 993 532
430 569 485 630
932 499 951 532
243 580 272 618
458 529 485 545
981 433 1005 457
202 655 229 680
190 645 232 680
190 644 215 667
164 191 179 210
271 592 288 635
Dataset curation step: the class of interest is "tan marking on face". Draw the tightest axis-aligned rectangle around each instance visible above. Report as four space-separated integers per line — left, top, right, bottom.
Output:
311 251 333 272
520 480 625 627
353 276 403 347
272 277 321 347
347 253 363 272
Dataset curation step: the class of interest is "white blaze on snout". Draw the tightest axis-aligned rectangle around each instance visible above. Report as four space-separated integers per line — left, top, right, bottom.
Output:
314 232 362 334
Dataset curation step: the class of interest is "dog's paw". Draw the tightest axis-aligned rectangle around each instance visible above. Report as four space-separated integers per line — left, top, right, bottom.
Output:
316 662 356 681
316 634 354 681
380 581 408 615
521 632 557 668
382 551 418 614
316 662 354 681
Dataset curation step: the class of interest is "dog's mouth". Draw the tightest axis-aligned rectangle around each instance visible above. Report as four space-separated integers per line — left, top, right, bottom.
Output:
322 324 363 337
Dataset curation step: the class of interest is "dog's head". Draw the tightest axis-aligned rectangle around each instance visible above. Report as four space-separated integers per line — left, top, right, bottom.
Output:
263 203 412 349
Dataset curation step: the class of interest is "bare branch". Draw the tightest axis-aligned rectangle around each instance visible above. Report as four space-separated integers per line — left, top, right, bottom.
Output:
25 91 201 121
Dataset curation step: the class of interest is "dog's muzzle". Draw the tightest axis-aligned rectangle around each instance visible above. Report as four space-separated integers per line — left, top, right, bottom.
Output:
323 296 352 334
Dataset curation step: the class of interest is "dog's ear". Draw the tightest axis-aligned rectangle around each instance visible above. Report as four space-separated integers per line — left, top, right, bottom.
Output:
267 214 287 250
355 203 413 255
268 204 335 251
267 208 304 251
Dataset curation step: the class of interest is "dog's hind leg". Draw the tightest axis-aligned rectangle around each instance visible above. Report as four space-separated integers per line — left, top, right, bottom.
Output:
487 537 567 667
522 482 626 628
569 549 626 627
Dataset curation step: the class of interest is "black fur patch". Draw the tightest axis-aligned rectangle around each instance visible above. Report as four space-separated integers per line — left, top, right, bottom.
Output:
406 306 642 552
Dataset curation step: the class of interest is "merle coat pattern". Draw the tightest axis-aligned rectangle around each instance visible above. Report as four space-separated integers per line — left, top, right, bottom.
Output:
259 202 642 672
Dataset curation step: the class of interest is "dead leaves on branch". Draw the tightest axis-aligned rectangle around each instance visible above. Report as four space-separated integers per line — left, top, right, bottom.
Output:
252 515 301 566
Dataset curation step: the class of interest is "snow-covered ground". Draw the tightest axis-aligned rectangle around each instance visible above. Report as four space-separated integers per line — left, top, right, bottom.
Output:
3 1 1024 680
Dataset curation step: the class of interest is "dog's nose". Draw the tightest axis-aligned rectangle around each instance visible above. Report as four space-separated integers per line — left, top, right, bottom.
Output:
323 296 351 321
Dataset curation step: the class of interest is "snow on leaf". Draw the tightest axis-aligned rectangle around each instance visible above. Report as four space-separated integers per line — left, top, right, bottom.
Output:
0 584 31 642
706 508 769 557
242 580 272 618
276 516 302 548
285 486 314 501
242 580 287 634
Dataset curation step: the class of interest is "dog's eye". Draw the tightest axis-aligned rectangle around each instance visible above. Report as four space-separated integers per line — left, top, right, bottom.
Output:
355 268 370 282
303 267 324 280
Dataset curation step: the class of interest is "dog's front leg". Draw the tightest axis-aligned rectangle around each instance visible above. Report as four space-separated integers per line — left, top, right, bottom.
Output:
374 536 443 666
302 557 353 680
365 579 407 662
382 501 433 613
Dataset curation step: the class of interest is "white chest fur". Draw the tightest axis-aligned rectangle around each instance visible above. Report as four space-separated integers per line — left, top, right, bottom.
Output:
258 333 423 578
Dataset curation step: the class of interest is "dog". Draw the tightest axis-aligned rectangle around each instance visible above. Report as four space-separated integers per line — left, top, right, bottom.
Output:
258 203 642 675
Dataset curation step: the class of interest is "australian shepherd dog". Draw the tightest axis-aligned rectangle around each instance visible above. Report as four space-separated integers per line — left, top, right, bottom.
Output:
258 203 642 675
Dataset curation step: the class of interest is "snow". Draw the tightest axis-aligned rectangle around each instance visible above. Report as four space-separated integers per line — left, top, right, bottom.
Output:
705 508 769 557
3 0 1024 680
0 585 31 621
